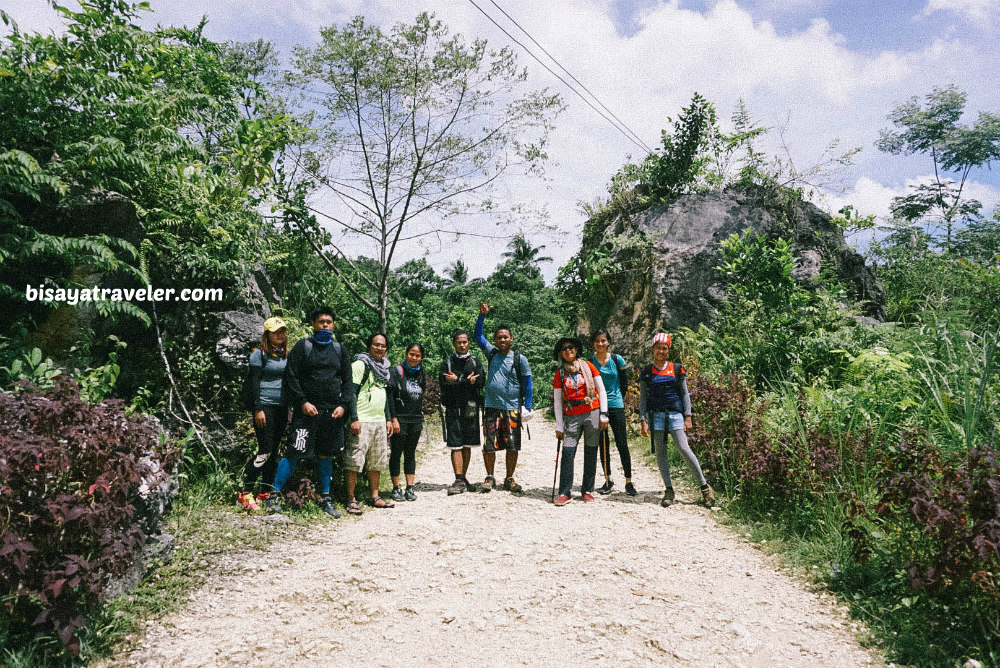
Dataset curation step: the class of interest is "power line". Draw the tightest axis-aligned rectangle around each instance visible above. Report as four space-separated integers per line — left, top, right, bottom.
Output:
487 0 654 154
466 0 652 155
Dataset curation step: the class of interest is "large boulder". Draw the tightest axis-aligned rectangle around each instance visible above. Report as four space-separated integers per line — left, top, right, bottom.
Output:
579 187 885 348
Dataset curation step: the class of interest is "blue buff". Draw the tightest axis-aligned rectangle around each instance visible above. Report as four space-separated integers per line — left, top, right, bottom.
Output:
523 376 533 411
313 329 333 344
474 313 488 351
317 458 333 495
272 457 297 493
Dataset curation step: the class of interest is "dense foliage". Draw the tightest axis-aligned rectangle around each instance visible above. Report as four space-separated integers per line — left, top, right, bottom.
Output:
0 378 181 655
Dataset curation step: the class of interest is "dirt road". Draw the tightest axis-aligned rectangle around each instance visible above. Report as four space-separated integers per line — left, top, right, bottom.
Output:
120 422 879 667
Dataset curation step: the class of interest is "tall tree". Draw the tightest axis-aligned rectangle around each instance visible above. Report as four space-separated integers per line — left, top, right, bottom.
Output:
876 85 1000 250
286 13 563 331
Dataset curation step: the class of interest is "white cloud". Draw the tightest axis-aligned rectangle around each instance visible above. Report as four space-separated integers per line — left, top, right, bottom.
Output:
922 0 1000 23
4 0 1000 279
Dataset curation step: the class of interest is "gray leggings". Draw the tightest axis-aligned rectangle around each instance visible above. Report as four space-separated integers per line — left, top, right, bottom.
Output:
652 429 707 489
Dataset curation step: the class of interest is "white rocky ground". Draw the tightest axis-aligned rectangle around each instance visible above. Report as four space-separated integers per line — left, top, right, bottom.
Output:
114 420 880 668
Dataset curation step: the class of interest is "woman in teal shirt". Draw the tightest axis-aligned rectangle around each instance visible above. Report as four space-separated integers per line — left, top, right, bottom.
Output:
590 330 636 496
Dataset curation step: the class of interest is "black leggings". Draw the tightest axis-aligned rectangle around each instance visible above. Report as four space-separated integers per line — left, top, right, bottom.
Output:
598 407 632 479
389 421 422 477
243 404 285 491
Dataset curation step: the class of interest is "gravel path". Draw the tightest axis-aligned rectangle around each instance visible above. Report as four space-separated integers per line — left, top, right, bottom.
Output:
120 421 880 668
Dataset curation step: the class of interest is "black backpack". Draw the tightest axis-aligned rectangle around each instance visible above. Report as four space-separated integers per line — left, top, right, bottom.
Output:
239 349 266 411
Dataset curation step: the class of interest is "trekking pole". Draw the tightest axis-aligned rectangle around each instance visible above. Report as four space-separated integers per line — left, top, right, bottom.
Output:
551 434 563 503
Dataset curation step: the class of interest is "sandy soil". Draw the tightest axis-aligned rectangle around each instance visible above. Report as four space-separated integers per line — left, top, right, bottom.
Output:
116 420 880 668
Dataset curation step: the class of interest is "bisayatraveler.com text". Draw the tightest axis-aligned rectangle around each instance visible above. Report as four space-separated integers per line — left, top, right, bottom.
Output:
25 285 223 305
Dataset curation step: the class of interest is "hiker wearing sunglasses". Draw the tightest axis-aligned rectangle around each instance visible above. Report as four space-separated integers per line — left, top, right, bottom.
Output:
552 337 609 506
473 302 533 494
639 333 715 508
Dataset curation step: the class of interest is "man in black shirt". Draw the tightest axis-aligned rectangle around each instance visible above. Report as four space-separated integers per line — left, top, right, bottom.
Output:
266 306 355 517
440 329 485 495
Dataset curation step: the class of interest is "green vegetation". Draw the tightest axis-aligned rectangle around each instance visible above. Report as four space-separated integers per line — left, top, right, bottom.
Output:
2 1 999 667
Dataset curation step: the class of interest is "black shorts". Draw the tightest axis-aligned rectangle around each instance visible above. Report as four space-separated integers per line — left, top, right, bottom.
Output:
483 408 521 452
286 410 345 459
445 401 481 448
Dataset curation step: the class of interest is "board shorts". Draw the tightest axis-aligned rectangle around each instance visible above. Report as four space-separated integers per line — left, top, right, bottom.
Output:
483 407 522 452
286 410 345 459
445 400 481 448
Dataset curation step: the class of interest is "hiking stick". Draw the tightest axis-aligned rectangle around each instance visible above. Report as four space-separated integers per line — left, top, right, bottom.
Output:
602 426 611 480
552 434 563 502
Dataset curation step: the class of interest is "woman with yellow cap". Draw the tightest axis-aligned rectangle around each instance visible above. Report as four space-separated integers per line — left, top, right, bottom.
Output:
239 316 289 510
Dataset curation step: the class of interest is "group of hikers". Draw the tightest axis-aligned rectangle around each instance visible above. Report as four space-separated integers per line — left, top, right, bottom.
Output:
238 302 715 518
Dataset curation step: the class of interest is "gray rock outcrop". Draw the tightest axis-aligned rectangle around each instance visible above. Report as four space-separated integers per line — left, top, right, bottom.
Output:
579 187 885 348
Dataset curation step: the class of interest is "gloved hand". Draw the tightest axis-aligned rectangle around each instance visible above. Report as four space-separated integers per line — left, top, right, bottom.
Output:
520 407 534 422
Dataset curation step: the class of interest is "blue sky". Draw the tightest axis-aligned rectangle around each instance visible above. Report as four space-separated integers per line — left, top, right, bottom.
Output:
5 0 1000 276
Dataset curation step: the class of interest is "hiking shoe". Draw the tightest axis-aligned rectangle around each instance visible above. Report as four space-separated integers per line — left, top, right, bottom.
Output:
701 484 716 507
625 482 638 496
503 477 524 495
465 477 478 492
553 494 572 507
660 488 675 508
581 492 595 503
597 480 614 495
480 476 495 493
237 491 259 511
266 494 283 514
405 486 417 502
447 479 466 495
390 486 405 502
320 496 341 519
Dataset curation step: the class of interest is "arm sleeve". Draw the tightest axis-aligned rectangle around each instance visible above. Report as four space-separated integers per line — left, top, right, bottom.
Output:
638 369 648 420
553 387 564 432
521 357 533 410
474 313 491 353
679 376 692 416
282 343 306 411
595 373 608 414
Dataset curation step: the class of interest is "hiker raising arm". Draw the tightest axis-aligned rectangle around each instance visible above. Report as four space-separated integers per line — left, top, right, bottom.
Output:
473 302 532 494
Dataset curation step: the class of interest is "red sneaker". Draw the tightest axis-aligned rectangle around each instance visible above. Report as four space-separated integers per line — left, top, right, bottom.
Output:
553 494 572 506
581 492 595 502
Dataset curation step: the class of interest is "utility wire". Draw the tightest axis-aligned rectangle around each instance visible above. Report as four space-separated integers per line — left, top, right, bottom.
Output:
487 0 654 154
467 0 652 155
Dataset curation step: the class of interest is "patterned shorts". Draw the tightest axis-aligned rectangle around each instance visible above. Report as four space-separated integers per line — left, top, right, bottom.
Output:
483 408 522 452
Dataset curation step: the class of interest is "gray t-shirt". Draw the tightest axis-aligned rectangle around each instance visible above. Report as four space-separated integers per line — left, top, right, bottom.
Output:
249 348 286 407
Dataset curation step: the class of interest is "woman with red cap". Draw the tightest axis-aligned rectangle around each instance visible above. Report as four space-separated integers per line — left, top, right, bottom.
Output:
638 332 715 508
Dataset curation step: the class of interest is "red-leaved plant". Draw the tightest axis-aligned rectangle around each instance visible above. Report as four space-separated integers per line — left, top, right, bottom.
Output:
0 378 181 654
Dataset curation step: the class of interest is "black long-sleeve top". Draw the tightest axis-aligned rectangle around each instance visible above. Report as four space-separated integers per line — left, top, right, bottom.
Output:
439 353 485 408
282 337 356 416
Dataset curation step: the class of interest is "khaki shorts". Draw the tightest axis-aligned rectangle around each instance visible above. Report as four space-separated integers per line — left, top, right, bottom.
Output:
343 421 388 472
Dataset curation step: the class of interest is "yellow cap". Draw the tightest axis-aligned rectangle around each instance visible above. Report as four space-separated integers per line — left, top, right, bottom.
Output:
263 317 287 332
